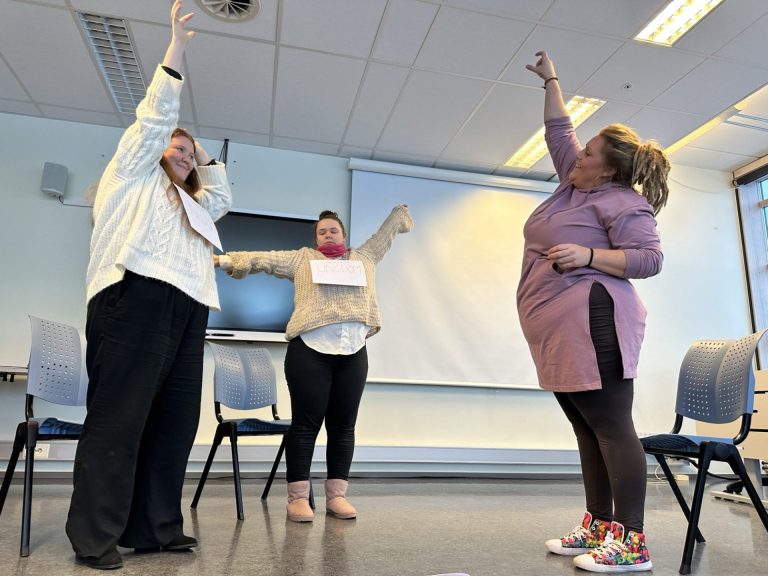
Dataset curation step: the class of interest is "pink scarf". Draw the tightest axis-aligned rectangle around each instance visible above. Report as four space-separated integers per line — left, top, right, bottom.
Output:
317 243 348 259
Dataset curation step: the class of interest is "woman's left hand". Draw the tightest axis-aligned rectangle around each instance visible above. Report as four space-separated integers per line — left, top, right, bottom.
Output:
194 141 211 165
547 243 591 270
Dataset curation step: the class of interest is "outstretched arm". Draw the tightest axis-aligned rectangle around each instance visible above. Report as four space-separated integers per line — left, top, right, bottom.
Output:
163 1 195 73
357 204 413 264
525 50 567 121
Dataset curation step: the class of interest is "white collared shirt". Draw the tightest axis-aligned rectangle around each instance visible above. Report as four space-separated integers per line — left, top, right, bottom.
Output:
300 321 368 355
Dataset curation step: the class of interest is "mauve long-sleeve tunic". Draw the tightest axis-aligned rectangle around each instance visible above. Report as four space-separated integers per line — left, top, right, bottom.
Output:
516 116 663 393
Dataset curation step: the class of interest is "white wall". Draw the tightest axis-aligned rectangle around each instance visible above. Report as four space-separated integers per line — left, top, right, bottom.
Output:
0 111 751 475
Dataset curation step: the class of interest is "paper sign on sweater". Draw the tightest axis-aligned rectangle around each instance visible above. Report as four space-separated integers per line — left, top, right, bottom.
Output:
310 259 367 286
175 184 222 251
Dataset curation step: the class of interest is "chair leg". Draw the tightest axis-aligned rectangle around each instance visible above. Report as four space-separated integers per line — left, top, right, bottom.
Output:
228 428 244 520
261 436 286 500
20 420 38 557
679 447 714 575
0 423 27 515
191 427 224 509
654 454 705 543
728 452 768 533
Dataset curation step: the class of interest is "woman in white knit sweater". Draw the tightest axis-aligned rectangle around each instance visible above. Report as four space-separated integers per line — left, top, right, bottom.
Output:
65 2 232 570
216 205 412 522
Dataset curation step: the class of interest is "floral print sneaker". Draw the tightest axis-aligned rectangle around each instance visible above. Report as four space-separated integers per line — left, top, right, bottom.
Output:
573 521 652 572
545 512 611 556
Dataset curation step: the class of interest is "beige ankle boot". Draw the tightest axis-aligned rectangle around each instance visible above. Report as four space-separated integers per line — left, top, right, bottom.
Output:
325 479 357 519
286 481 314 522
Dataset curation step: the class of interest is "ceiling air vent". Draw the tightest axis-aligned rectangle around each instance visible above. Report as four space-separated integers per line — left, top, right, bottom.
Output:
195 0 260 22
78 13 146 114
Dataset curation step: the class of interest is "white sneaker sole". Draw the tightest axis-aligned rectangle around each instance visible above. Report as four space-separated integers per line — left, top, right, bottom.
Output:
544 539 590 556
573 554 652 573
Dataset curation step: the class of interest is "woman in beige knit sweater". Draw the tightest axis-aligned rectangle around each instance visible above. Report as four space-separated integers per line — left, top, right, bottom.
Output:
216 204 412 522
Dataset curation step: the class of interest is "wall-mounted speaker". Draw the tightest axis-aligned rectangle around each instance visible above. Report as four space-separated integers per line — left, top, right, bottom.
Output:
41 162 68 199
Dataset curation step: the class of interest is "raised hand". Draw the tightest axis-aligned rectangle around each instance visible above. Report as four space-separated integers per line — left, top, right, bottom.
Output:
525 50 557 81
163 0 195 71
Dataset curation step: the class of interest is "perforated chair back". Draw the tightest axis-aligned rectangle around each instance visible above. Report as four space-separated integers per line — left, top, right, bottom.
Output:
675 329 766 425
208 342 277 410
27 316 87 407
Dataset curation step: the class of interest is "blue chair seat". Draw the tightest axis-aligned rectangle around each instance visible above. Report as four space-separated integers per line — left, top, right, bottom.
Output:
235 418 291 434
640 434 701 454
37 418 83 436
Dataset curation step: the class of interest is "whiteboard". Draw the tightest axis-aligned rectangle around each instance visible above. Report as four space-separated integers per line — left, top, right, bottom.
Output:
350 169 548 389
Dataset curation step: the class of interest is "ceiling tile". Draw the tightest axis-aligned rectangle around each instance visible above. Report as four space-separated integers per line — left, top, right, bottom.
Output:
736 86 768 119
344 63 410 148
501 26 623 92
571 101 644 144
674 0 768 56
0 99 40 116
669 146 755 172
372 149 436 167
69 0 167 22
195 126 270 148
415 6 534 79
371 0 438 66
682 121 768 158
280 0 387 58
441 84 545 165
579 42 703 105
273 136 339 156
38 104 124 127
623 108 710 148
651 59 768 116
274 47 366 142
0 57 28 100
377 70 490 156
543 0 667 39
184 33 275 133
340 146 373 159
444 0 555 20
715 11 768 67
0 2 114 112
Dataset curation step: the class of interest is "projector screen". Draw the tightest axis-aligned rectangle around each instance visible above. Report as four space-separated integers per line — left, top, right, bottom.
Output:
350 169 549 389
207 211 316 341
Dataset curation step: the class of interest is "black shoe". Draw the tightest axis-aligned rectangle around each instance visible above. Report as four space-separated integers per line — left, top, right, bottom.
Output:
134 535 197 554
76 549 124 570
164 534 197 551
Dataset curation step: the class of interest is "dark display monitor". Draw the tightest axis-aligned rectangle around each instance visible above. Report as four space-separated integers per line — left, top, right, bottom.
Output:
206 210 316 342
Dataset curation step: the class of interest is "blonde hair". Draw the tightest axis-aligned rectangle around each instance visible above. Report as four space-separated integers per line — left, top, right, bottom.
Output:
599 124 670 215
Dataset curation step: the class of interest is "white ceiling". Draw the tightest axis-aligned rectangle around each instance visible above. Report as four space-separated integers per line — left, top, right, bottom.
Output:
3 0 768 180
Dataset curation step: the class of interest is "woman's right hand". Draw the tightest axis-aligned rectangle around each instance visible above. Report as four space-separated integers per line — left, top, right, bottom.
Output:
525 50 557 82
213 254 220 268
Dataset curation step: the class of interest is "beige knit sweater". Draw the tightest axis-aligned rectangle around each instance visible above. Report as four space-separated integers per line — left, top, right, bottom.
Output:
86 65 233 309
219 205 413 340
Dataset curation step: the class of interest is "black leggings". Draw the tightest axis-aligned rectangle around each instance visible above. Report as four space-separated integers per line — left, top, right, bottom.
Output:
283 337 368 482
554 282 647 532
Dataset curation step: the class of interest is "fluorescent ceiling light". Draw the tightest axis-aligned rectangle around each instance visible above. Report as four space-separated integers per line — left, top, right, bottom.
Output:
78 13 146 114
635 0 723 46
504 96 606 169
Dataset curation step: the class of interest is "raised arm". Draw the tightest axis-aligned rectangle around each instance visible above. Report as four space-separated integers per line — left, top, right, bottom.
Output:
525 50 567 121
357 204 413 264
163 0 195 73
192 140 233 221
106 1 195 179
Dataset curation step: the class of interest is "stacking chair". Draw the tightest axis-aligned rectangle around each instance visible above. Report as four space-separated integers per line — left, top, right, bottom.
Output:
0 316 87 556
191 342 300 520
640 329 768 574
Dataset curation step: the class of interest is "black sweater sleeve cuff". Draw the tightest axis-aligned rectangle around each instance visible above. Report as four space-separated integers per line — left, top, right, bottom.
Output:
161 65 182 80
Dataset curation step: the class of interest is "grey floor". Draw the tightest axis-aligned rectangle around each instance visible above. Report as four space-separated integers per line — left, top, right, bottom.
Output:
0 476 766 576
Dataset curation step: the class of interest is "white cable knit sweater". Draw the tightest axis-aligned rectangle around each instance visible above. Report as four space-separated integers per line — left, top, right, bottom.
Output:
86 65 233 309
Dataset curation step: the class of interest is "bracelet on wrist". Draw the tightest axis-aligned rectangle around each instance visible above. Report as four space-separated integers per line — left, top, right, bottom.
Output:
586 248 594 267
543 76 559 88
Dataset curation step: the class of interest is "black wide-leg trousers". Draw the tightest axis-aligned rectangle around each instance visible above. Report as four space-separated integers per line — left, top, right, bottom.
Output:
66 271 208 558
